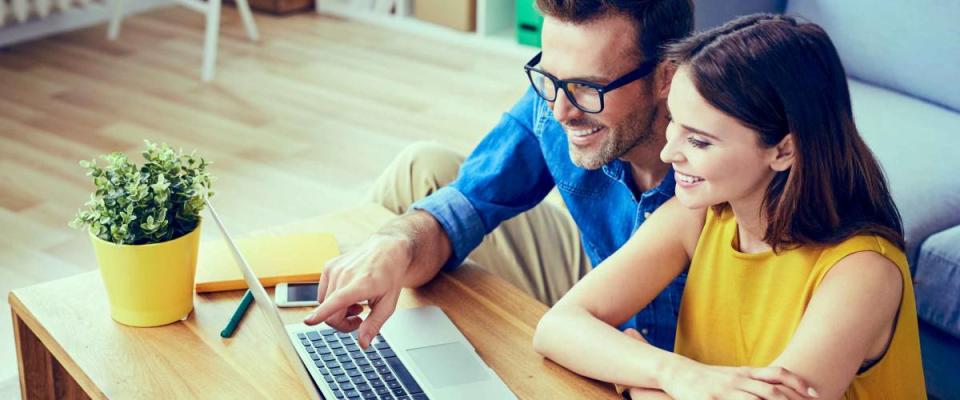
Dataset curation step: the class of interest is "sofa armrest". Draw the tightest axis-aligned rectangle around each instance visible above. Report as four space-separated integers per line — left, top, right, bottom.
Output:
694 0 785 31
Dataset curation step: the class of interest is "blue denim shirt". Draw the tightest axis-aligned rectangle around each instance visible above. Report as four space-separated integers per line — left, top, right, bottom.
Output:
412 87 686 351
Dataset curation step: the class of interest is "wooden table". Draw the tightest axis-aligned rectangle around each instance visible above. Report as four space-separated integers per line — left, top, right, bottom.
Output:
10 205 617 399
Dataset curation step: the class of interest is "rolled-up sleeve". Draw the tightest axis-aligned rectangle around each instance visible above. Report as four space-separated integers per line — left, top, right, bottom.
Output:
412 88 555 270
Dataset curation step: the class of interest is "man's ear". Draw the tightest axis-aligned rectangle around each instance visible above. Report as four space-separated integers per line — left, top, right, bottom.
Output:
656 61 678 99
770 133 797 172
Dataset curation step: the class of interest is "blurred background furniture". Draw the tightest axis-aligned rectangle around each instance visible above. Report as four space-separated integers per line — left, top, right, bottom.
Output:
108 0 259 81
697 1 960 399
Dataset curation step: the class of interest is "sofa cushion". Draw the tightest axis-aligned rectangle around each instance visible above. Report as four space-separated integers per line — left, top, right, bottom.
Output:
915 226 960 338
847 79 960 265
786 0 960 112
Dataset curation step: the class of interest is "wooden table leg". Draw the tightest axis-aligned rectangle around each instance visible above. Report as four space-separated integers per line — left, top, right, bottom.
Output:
11 307 89 400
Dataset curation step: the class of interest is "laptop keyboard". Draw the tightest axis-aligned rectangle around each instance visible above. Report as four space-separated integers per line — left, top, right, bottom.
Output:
298 329 429 400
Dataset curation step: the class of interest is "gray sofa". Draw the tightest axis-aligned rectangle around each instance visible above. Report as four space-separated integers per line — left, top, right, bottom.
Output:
695 1 960 399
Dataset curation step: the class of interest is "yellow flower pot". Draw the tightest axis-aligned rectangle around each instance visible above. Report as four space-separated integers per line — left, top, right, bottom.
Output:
90 226 201 327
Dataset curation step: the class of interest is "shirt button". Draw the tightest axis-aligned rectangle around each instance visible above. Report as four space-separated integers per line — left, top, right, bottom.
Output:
643 212 651 219
641 328 649 335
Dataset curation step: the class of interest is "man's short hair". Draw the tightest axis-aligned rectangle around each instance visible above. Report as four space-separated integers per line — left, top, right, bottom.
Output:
535 0 694 61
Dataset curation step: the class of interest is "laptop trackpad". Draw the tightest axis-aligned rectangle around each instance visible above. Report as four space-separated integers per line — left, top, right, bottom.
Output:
406 342 490 388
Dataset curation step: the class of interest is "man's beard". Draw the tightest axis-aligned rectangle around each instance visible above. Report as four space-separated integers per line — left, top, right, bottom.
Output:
567 105 656 170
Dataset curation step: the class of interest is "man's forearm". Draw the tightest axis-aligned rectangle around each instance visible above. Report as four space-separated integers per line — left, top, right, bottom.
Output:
376 210 453 288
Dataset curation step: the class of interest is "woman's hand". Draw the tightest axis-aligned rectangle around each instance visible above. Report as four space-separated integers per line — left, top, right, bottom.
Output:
661 361 819 400
616 329 819 400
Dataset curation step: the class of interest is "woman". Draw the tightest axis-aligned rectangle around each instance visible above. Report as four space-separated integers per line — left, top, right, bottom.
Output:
533 14 926 400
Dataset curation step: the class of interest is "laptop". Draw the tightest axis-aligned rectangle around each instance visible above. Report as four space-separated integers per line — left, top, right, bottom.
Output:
205 200 516 400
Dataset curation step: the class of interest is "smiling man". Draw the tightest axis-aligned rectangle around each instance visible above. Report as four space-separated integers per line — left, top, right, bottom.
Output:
305 0 694 353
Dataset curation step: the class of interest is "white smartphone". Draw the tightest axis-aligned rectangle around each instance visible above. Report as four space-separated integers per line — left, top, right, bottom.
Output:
275 282 319 307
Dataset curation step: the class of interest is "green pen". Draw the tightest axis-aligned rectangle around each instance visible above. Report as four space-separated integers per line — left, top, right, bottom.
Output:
220 289 254 338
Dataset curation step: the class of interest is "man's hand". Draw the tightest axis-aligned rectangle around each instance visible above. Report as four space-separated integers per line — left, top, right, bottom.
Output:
303 234 411 349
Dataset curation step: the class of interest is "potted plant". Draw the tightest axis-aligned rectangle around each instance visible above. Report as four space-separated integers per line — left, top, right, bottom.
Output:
71 141 214 327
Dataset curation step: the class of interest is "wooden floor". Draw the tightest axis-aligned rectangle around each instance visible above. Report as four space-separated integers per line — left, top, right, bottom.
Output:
0 6 528 396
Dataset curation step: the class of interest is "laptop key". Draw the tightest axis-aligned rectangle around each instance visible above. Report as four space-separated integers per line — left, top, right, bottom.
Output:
336 375 351 384
324 375 335 384
351 376 366 384
374 341 390 350
356 358 371 366
381 372 395 382
321 329 337 337
322 354 337 362
370 358 386 367
338 355 353 363
334 348 349 356
340 383 356 392
376 366 391 375
347 369 362 378
411 395 428 400
317 346 333 355
310 353 322 361
331 367 346 376
375 387 392 396
342 361 358 370
378 348 396 358
298 332 308 340
384 357 423 395
365 372 380 381
346 344 361 352
392 388 406 397
386 380 403 390
361 391 378 400
368 353 382 361
331 389 342 399
306 331 322 341
369 378 386 388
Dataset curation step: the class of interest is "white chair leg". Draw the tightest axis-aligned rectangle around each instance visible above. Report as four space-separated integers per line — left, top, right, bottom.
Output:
201 0 221 81
234 0 259 41
107 0 125 40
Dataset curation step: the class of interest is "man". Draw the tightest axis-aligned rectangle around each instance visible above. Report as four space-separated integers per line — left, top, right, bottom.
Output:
305 0 693 353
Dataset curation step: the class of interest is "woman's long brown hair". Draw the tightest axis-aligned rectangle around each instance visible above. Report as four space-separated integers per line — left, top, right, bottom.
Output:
664 14 904 251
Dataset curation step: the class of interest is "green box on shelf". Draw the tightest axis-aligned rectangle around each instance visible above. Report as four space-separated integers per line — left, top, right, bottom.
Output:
516 0 543 47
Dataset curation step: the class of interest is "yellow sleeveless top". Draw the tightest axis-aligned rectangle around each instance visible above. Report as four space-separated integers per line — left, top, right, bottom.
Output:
675 207 926 399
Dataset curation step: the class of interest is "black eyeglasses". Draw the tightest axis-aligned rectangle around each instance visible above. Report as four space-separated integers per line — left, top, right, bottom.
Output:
524 52 659 113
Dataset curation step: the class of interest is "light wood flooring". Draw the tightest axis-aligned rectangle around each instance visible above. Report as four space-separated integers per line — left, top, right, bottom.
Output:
0 6 529 396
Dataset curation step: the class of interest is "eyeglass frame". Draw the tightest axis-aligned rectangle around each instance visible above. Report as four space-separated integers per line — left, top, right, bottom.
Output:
523 51 660 114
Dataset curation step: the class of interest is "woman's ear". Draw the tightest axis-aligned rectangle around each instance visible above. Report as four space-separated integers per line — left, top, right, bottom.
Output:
770 133 796 172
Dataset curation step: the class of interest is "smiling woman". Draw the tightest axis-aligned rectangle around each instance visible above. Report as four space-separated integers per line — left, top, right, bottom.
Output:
533 13 926 400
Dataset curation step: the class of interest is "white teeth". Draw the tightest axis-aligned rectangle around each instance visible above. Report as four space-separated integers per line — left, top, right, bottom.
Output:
569 126 603 137
677 173 704 184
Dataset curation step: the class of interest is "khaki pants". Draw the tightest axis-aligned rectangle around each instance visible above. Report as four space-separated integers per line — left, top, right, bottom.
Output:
368 142 591 306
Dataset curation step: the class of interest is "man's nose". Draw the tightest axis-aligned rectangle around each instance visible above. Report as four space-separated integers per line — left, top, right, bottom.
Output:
550 88 584 124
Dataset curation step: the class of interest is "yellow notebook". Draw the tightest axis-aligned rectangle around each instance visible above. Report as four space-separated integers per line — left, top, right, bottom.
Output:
195 232 339 293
